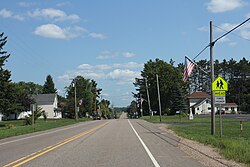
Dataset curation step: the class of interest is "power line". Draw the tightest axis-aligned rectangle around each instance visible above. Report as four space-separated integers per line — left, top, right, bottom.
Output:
192 44 210 60
214 17 250 43
192 17 250 61
213 24 250 42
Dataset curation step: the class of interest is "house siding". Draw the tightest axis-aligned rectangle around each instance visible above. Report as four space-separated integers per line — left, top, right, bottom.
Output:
0 112 3 121
38 95 62 119
190 98 212 115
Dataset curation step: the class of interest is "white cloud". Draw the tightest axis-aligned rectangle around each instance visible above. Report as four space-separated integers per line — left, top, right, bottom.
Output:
89 33 106 39
56 2 71 7
34 24 87 39
122 52 136 58
240 30 250 39
96 51 138 60
0 8 12 18
107 69 140 83
18 2 37 7
34 24 66 39
95 64 112 70
229 42 237 46
59 62 143 85
113 62 143 69
197 26 209 32
0 8 25 21
28 8 80 22
96 51 118 60
13 15 25 21
34 24 104 40
100 92 109 97
199 21 250 46
217 23 238 32
217 36 230 43
207 0 244 13
77 64 93 70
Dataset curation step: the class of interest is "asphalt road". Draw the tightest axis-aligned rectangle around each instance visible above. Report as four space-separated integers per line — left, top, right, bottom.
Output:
0 113 204 167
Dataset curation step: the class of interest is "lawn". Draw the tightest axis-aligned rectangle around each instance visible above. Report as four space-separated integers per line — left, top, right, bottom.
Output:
0 118 91 139
142 115 250 165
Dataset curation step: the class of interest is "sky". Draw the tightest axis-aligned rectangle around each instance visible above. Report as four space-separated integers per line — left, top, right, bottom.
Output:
1 0 250 107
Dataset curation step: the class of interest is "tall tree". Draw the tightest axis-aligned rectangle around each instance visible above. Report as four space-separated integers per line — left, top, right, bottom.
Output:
126 100 138 118
134 58 184 115
42 75 56 94
0 32 15 117
66 76 101 117
13 82 42 112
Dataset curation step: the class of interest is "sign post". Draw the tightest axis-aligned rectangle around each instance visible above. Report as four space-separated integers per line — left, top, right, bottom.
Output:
212 76 228 137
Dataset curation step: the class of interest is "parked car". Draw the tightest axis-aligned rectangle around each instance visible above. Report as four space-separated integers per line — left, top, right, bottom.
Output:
93 114 101 120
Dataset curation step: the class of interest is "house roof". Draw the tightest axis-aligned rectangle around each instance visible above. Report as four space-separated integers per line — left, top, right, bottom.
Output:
192 98 211 108
222 103 238 107
187 92 210 99
32 94 57 105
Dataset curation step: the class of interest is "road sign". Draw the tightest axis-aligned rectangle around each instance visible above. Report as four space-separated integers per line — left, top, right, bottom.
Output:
214 91 226 97
212 76 228 91
215 96 226 104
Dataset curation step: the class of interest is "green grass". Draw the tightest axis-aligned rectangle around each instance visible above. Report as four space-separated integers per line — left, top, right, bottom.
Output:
141 115 250 165
0 118 91 139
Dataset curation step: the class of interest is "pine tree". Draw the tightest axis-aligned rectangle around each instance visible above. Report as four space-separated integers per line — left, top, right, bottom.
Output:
0 32 15 117
42 75 56 94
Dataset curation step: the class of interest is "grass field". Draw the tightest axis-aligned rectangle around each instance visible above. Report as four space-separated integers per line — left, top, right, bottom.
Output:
142 115 250 165
0 118 91 139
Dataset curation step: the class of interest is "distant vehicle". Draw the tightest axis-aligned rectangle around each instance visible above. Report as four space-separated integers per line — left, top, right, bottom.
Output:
93 115 101 120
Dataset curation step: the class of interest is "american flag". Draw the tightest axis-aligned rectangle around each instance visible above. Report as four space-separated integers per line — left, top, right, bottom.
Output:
79 99 83 105
183 56 195 82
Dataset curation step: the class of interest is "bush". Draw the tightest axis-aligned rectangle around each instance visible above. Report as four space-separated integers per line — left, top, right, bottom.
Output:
6 124 15 129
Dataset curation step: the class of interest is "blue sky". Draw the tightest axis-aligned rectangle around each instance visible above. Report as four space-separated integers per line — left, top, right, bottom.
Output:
1 0 250 107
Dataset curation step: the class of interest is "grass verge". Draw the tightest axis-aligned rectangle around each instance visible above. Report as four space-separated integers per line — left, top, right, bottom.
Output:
142 115 250 165
0 118 91 140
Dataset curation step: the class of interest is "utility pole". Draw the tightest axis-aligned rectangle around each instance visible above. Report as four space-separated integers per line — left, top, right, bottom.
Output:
73 79 78 121
140 93 143 117
156 74 162 122
145 78 152 118
210 21 215 135
31 104 35 130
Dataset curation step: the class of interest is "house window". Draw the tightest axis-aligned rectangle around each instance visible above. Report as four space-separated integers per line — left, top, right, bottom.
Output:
225 107 228 110
231 107 235 111
208 107 211 110
197 108 199 110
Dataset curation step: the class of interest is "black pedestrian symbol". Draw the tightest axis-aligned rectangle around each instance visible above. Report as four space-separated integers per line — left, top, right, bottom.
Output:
216 81 219 88
219 79 223 89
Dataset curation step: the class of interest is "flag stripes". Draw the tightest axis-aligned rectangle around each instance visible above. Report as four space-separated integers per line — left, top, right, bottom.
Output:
183 56 195 82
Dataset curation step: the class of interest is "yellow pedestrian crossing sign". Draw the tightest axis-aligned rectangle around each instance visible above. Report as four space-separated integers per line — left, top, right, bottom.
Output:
212 76 228 91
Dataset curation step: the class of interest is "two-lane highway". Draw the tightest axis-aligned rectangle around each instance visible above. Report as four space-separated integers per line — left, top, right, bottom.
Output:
0 114 204 167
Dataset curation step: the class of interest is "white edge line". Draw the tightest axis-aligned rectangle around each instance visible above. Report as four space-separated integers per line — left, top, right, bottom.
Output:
128 119 160 167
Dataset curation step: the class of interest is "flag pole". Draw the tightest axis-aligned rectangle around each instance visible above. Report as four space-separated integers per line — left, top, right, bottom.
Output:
185 56 208 75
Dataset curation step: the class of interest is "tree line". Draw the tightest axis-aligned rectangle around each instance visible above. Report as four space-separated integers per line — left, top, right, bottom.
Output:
0 32 112 120
129 57 250 117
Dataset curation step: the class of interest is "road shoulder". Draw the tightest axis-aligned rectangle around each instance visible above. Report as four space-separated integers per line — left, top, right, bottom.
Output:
159 126 245 167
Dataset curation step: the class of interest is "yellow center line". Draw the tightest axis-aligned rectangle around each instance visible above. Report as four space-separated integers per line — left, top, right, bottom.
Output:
3 121 109 167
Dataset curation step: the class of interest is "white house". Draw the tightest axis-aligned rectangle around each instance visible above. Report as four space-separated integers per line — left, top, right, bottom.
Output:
187 92 211 115
221 103 238 114
17 94 62 119
33 94 62 119
0 112 3 121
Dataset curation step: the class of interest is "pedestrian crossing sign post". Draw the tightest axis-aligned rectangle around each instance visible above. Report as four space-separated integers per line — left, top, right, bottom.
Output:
212 76 228 138
212 76 228 91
